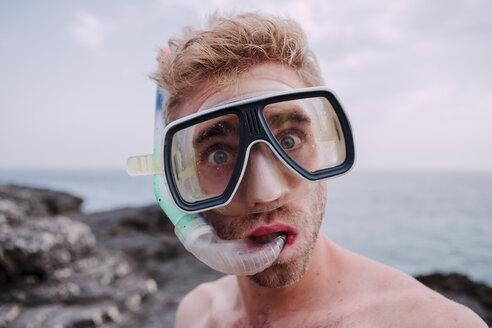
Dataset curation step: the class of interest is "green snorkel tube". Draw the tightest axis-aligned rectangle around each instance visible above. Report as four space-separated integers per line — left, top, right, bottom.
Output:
127 87 285 275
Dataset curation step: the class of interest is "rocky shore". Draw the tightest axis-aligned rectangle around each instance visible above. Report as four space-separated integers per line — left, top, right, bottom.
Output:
0 185 490 327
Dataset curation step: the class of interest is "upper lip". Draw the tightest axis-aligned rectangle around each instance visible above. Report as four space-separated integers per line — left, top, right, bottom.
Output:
247 223 297 238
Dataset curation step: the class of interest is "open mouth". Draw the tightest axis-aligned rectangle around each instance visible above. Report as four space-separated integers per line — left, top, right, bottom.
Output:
249 231 287 245
247 224 297 246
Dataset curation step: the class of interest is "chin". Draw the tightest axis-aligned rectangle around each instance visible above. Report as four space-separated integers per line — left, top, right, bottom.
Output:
248 237 315 288
248 261 307 288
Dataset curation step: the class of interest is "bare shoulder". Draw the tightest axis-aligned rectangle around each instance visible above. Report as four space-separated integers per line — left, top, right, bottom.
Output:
347 251 487 327
175 275 233 328
396 273 486 327
394 286 488 327
334 246 487 327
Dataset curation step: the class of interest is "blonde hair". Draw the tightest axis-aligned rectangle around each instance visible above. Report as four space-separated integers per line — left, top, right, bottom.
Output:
153 12 324 121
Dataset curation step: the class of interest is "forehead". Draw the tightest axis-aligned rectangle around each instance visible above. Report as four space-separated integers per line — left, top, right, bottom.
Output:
173 63 307 120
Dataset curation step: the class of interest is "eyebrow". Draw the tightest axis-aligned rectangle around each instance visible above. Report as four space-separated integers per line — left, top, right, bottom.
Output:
193 121 238 146
267 109 311 129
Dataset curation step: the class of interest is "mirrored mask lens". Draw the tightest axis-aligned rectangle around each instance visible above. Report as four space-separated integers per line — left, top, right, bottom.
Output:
171 114 240 203
264 97 346 173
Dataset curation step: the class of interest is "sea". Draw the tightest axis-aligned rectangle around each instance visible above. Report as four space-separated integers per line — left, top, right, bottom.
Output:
1 168 491 286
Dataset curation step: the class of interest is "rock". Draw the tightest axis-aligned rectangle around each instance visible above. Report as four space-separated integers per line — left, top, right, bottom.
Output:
0 216 96 281
0 304 20 326
6 303 120 328
4 304 59 328
1 184 490 327
71 205 188 263
0 185 167 327
0 185 83 225
71 204 175 236
0 199 25 226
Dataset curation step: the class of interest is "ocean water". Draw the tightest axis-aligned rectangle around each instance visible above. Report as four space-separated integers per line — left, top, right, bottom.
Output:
1 169 491 285
322 170 492 286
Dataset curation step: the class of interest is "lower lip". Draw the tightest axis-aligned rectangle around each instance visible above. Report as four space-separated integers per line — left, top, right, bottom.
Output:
248 225 297 249
285 234 296 246
277 234 296 256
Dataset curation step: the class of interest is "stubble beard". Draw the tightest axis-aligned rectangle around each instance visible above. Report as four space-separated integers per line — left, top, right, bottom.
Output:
204 183 327 288
249 184 327 288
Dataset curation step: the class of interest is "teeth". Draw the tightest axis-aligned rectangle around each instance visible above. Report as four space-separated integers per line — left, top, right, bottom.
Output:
250 232 285 245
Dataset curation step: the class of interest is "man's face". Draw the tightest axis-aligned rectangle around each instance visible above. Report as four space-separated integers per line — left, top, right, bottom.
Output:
174 63 327 287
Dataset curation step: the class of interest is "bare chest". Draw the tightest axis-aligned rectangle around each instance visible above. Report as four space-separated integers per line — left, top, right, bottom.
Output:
200 309 370 328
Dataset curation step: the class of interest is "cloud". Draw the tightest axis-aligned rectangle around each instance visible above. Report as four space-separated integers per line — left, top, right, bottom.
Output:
2 0 492 170
68 11 105 49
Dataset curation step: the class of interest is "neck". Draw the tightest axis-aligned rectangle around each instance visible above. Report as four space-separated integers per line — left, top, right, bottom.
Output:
234 233 340 321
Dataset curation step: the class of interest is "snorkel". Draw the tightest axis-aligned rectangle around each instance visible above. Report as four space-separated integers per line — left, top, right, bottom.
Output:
127 87 286 275
128 83 355 275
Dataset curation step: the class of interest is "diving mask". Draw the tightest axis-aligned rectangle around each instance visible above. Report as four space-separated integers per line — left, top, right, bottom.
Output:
127 86 354 275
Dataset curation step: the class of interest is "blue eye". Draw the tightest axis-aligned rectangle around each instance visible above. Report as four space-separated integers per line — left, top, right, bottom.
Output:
208 150 230 164
280 134 301 149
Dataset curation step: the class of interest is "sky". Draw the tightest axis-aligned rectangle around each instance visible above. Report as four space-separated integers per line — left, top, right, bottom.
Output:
1 0 491 171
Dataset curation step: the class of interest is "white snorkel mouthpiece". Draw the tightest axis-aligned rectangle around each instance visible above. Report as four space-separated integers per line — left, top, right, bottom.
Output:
150 174 285 275
127 157 287 275
175 214 285 275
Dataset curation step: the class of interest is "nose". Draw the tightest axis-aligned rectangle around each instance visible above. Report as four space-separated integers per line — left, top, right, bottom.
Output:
242 143 289 207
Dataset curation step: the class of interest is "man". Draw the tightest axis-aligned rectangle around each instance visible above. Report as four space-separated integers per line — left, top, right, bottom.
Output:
152 13 486 327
